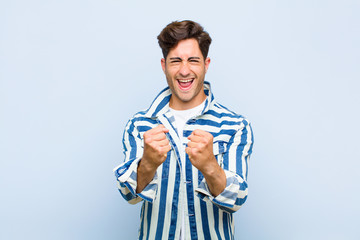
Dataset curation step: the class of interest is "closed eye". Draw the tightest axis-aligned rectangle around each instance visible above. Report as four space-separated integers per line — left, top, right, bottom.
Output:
169 57 182 63
188 57 201 63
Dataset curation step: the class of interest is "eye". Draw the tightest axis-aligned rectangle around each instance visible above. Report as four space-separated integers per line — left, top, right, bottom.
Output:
169 58 182 64
189 59 199 62
188 57 201 63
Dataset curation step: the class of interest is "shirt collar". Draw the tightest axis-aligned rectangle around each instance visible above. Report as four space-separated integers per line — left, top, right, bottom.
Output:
144 81 215 119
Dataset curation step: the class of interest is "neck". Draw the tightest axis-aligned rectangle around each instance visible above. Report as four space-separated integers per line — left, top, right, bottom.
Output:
169 92 206 110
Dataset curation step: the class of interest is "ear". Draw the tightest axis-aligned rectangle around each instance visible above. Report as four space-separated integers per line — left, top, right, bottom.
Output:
205 57 211 73
161 58 166 73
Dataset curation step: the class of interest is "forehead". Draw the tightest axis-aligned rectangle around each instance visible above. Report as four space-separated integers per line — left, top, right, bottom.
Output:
167 38 203 59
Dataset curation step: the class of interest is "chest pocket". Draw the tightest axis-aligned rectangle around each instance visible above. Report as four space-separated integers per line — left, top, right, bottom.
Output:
213 141 227 168
198 141 228 182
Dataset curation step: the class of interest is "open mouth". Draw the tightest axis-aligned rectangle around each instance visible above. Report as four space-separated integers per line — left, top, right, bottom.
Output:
177 78 194 91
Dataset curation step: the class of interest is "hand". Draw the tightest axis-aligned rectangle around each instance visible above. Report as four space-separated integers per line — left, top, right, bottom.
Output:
185 129 218 175
186 129 226 196
141 124 171 171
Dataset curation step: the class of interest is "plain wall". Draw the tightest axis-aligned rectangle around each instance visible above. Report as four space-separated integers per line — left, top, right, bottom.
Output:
1 0 359 239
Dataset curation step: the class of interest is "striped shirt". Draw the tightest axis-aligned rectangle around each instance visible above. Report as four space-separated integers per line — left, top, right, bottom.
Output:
114 82 254 240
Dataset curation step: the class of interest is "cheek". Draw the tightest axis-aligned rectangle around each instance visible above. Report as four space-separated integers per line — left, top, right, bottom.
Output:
165 72 176 88
165 69 176 78
192 66 205 75
166 71 175 81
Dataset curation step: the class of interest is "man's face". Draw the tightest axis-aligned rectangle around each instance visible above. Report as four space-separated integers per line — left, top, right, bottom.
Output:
161 38 210 110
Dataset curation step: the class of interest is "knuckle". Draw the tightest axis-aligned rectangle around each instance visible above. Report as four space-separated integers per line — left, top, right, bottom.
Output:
156 145 162 153
144 137 152 144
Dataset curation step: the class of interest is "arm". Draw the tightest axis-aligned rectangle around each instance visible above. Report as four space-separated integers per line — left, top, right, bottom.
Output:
113 119 143 204
136 125 171 193
186 130 226 196
113 121 170 204
193 120 254 213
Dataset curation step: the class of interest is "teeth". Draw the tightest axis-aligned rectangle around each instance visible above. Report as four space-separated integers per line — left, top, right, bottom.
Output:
178 79 193 83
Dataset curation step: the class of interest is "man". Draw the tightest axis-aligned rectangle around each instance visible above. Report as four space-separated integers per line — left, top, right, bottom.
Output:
114 20 253 240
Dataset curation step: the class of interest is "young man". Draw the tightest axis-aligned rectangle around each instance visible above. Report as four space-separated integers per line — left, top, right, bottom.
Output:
114 20 254 240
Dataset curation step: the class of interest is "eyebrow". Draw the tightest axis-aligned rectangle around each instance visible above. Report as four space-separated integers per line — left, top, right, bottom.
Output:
169 57 182 61
168 57 201 61
188 57 201 61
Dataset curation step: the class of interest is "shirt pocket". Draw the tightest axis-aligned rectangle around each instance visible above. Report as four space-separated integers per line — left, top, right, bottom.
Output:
198 141 228 183
213 140 227 168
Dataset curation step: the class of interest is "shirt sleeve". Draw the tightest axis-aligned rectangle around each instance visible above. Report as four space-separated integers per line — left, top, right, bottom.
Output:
113 119 158 204
195 119 254 213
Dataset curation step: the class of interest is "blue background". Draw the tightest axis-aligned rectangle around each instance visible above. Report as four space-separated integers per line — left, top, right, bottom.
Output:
1 0 359 239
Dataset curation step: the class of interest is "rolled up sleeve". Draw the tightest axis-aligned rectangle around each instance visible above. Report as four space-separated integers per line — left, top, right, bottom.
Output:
113 119 158 204
196 119 254 213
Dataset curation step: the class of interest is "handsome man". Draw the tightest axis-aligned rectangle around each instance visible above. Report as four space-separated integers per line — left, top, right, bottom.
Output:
114 20 253 239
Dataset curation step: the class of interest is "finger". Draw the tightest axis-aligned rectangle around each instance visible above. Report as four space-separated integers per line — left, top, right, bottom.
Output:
150 125 169 134
185 147 190 156
185 147 196 157
145 127 169 141
158 124 170 133
191 129 206 136
163 144 172 153
150 132 168 141
187 134 203 143
157 139 170 147
187 141 198 149
159 145 172 155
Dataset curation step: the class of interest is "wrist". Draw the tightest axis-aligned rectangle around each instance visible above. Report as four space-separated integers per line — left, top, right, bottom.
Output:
138 156 159 173
201 156 221 178
202 162 226 197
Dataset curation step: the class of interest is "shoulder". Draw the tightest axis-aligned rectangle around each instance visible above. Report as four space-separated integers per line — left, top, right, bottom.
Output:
199 101 252 144
208 102 251 127
124 110 158 135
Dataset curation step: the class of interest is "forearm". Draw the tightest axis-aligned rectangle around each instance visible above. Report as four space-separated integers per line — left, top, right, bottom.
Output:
136 157 158 193
202 163 226 197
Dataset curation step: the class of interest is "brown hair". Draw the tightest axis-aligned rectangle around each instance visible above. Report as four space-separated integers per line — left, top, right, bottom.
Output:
157 20 212 60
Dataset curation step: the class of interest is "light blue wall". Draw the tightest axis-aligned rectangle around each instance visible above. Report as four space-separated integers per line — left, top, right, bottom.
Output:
1 0 359 239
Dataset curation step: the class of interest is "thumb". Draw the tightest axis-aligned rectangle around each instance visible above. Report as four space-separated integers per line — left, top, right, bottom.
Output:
185 147 190 155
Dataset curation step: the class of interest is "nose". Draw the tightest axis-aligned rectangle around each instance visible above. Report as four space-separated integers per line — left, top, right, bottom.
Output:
179 62 191 77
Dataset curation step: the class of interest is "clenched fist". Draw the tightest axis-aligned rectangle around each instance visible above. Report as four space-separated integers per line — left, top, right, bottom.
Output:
186 129 226 196
142 124 172 169
185 129 217 174
137 124 171 193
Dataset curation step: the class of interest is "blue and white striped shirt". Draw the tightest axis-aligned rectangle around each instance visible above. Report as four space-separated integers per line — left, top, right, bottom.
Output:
114 82 254 239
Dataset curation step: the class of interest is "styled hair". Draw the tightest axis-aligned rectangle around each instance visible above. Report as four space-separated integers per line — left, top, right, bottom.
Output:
157 20 212 60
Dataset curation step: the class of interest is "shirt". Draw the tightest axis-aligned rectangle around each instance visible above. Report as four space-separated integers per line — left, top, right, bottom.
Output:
114 82 254 240
170 101 205 240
